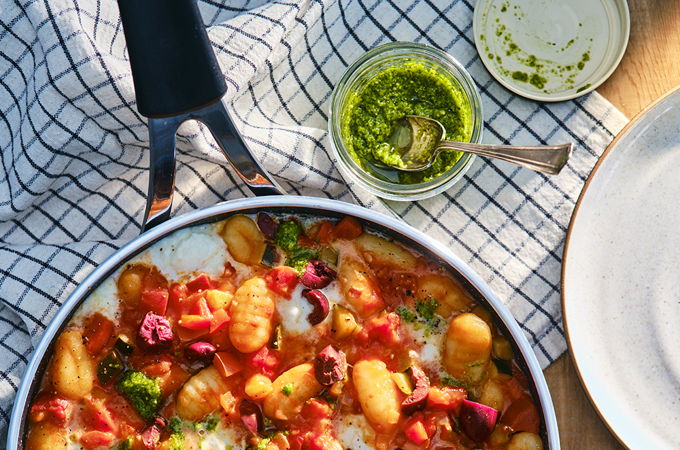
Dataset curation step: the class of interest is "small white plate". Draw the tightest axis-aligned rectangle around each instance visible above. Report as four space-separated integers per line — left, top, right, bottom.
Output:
473 0 629 101
563 87 680 448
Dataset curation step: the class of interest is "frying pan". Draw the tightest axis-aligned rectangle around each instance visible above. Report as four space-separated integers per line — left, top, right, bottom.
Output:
6 1 560 448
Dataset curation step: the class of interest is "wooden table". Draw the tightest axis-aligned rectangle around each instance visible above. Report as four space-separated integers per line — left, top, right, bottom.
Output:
546 0 680 447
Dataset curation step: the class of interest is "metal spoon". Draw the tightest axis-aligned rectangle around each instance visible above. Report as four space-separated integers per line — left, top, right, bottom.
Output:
387 115 573 174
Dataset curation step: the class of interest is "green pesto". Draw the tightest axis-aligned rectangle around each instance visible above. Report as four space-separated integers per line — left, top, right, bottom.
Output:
342 62 472 184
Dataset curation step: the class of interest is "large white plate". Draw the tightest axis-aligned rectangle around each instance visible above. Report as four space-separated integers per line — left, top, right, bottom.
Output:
563 87 680 449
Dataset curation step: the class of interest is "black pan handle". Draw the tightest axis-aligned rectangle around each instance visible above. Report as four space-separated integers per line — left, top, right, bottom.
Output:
117 0 226 117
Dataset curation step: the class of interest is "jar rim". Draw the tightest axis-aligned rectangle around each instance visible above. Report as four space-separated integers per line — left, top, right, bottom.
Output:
328 42 484 201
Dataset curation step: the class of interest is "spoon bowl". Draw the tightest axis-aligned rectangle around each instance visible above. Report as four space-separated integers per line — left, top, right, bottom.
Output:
388 115 573 174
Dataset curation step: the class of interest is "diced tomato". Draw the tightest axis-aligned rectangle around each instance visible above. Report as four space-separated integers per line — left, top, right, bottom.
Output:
139 289 169 315
167 283 188 315
314 221 334 244
29 395 71 425
245 346 280 378
501 394 540 434
84 397 117 433
189 296 212 317
298 235 317 248
179 314 211 330
264 266 299 298
142 359 172 378
186 274 214 293
427 386 467 413
210 308 230 334
358 312 401 347
301 399 333 419
80 431 114 449
404 418 429 444
175 324 209 341
332 216 362 239
83 313 114 355
213 351 244 379
219 392 237 417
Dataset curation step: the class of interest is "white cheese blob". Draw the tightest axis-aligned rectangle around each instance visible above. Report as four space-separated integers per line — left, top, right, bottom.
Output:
335 414 376 450
148 224 234 281
199 425 244 449
403 321 446 374
276 282 333 335
72 277 120 325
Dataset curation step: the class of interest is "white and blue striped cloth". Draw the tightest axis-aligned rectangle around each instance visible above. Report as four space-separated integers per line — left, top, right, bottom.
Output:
0 0 627 437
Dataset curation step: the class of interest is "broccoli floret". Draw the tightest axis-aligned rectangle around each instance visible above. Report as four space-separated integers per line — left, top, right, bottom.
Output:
168 416 184 435
115 370 161 421
285 247 319 274
274 221 301 252
166 433 184 450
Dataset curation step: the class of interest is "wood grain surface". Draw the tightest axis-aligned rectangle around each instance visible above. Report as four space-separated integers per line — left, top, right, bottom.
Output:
547 0 680 448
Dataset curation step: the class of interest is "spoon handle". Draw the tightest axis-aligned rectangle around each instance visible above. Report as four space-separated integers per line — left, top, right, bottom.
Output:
437 141 573 175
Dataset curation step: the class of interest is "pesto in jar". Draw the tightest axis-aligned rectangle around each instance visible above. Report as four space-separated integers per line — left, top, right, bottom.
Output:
341 62 473 184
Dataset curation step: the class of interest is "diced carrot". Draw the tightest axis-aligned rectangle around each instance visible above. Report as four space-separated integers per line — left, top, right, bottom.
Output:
213 351 244 379
186 274 214 293
332 217 362 239
210 308 230 334
404 418 429 444
264 266 299 298
358 312 401 347
501 394 540 434
427 386 467 414
178 314 211 330
83 313 114 355
139 288 169 315
314 221 334 244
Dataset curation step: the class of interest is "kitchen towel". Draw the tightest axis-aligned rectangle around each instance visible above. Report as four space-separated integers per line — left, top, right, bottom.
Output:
0 0 627 435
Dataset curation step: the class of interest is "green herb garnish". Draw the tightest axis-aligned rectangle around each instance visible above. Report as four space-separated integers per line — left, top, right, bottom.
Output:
168 416 184 435
396 305 417 323
441 375 468 389
281 383 294 396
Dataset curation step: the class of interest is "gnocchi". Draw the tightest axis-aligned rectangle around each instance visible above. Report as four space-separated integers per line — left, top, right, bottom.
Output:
355 233 416 270
229 276 276 353
263 363 322 421
25 421 67 449
50 329 94 399
175 365 233 421
416 273 472 316
337 256 385 318
443 313 492 385
352 359 402 433
220 214 266 265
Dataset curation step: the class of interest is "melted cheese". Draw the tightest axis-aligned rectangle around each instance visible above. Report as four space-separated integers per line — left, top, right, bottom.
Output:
147 224 237 281
335 414 375 450
72 277 120 325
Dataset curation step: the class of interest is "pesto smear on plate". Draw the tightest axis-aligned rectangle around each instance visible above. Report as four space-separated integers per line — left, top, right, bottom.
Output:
341 62 472 184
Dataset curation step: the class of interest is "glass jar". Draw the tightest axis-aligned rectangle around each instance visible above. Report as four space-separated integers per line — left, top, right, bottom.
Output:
328 42 483 201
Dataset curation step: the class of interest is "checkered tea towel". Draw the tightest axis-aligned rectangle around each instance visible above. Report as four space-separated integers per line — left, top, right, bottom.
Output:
0 0 627 436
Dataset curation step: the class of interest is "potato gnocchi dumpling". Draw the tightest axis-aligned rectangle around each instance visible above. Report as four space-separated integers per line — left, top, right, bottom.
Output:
26 213 543 450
